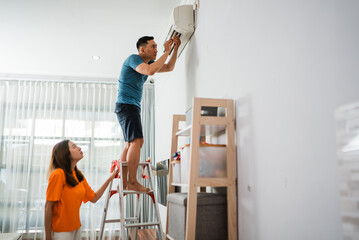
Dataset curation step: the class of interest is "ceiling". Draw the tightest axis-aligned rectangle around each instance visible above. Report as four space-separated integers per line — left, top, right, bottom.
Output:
0 0 181 80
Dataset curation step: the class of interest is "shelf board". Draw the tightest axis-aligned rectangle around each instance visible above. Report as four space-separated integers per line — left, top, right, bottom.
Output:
197 177 230 187
172 179 229 187
176 124 226 136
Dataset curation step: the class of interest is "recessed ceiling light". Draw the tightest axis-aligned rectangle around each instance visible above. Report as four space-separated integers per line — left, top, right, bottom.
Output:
92 56 101 60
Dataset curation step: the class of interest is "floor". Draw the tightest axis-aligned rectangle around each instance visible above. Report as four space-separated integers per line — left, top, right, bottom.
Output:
18 229 158 240
129 229 158 240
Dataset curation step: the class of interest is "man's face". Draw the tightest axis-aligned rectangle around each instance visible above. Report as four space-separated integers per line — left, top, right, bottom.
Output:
142 40 158 60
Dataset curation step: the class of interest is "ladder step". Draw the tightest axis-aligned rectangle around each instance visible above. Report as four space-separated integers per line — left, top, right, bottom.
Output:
121 162 150 167
124 222 160 228
104 219 121 224
123 190 154 194
104 217 138 223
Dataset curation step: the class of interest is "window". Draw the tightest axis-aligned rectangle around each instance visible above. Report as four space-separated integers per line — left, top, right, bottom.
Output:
0 80 155 238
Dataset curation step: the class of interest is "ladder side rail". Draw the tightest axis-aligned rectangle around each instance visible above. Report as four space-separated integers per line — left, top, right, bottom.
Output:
147 162 164 240
119 161 127 240
99 180 114 240
132 194 141 240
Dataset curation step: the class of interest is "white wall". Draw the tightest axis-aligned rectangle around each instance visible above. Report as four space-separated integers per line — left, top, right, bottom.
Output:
155 0 359 239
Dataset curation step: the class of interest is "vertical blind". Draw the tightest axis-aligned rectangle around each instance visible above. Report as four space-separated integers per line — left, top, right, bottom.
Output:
0 80 155 239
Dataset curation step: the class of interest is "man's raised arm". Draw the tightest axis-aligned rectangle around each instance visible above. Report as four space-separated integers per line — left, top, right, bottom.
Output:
158 36 181 73
135 39 173 76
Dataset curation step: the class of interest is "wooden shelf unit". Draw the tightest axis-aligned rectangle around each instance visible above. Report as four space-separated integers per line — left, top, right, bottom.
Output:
166 97 237 240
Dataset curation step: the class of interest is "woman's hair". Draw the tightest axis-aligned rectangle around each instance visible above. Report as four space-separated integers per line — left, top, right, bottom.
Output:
48 139 84 187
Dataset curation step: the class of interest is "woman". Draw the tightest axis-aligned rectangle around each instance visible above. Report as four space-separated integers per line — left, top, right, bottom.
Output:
44 140 118 240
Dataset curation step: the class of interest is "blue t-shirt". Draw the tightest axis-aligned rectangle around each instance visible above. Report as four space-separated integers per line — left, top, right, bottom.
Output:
116 54 154 108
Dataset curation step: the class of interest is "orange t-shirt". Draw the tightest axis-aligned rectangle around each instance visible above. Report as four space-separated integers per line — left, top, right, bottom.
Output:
46 168 96 232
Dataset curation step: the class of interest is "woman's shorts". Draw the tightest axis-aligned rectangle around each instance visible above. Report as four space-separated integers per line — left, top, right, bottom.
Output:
115 103 143 143
52 228 81 240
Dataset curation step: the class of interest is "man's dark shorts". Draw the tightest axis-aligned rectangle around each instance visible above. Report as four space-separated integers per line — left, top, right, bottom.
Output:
115 103 143 143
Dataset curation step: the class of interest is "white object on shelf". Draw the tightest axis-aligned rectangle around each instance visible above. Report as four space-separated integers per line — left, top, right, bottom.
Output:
181 145 190 183
172 162 181 183
180 143 227 182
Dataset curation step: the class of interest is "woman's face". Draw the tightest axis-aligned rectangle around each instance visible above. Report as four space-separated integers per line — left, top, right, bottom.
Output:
68 141 83 162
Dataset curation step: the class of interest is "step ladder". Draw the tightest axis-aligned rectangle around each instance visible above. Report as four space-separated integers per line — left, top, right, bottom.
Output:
99 159 164 240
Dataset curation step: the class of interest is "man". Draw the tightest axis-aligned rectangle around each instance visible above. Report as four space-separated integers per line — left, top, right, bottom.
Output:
115 35 181 192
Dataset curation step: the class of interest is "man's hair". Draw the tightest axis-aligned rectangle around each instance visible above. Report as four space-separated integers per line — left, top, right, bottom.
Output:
136 36 154 51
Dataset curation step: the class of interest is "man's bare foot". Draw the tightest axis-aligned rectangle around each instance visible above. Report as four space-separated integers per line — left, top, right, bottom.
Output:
127 182 150 192
122 180 127 190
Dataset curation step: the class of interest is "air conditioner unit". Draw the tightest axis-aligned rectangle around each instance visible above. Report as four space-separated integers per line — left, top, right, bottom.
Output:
164 5 195 58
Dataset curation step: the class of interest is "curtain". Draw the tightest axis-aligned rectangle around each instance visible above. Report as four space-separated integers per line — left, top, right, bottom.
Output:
0 79 155 239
